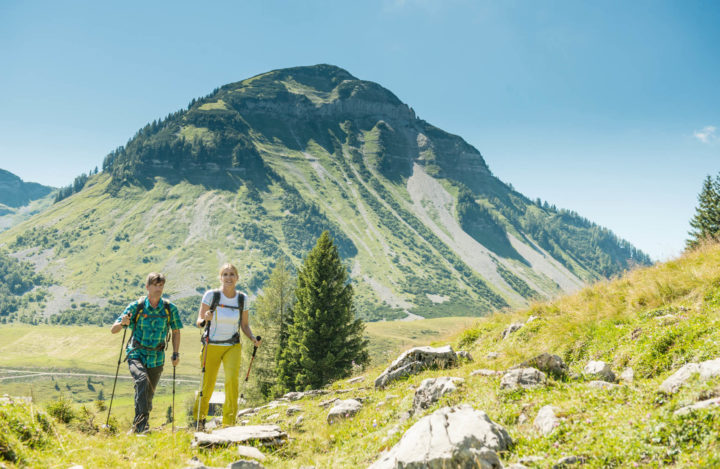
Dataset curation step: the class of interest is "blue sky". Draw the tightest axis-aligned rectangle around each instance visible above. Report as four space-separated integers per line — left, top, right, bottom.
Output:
1 0 718 261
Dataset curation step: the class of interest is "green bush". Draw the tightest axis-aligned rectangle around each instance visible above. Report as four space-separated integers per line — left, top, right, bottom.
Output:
45 396 76 424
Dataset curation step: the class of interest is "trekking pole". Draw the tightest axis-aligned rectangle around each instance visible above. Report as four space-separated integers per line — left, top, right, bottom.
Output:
196 320 211 431
105 324 127 429
240 336 261 400
172 364 176 433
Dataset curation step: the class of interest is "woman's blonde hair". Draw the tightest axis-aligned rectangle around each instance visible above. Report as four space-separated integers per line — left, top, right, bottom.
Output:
219 263 239 278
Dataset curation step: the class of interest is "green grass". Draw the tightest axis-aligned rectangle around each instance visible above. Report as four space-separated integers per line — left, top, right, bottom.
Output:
4 243 720 467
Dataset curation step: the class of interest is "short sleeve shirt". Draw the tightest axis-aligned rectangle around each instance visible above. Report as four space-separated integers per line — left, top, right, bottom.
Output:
117 297 183 368
201 290 248 345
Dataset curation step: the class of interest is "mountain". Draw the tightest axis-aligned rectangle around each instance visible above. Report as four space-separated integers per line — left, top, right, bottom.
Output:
0 65 650 322
0 169 55 232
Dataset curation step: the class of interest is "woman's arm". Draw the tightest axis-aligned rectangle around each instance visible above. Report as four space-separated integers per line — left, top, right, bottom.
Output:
240 309 261 346
196 302 212 328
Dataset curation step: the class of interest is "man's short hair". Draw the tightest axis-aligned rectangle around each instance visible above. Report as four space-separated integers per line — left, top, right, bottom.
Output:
145 272 166 286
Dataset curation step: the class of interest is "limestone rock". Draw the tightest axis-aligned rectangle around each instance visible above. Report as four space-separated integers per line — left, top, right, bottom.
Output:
413 377 464 413
319 397 339 408
228 461 265 469
502 322 524 339
516 353 567 378
674 397 720 416
506 464 530 469
286 405 302 416
237 408 257 417
457 350 474 361
586 380 620 390
519 455 545 465
327 399 363 424
486 352 499 360
659 363 700 394
348 376 365 384
501 368 547 390
699 358 720 380
193 425 287 448
619 367 634 383
282 389 329 401
368 404 511 469
553 455 585 468
237 445 266 461
375 345 458 388
583 361 615 382
533 405 559 436
471 369 502 377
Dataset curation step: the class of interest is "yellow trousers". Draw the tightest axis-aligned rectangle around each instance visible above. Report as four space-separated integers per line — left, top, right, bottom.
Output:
193 343 242 426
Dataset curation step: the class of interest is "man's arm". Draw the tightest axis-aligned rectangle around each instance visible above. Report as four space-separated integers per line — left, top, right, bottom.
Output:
110 311 131 334
171 329 181 366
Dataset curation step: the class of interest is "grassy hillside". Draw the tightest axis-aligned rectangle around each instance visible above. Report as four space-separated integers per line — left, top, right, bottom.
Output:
3 243 719 468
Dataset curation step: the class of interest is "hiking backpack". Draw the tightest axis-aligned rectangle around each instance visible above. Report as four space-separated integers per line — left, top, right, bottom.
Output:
125 296 173 356
201 289 245 345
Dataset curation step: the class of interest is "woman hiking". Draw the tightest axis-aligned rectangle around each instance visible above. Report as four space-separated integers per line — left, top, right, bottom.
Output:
193 263 261 429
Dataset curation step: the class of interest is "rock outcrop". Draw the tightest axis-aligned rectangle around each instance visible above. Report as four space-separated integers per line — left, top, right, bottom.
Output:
193 425 287 448
368 405 511 469
375 345 458 388
500 368 547 390
413 377 464 413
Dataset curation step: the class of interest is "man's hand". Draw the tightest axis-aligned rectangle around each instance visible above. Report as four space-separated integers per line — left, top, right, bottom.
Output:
172 352 180 367
120 313 131 326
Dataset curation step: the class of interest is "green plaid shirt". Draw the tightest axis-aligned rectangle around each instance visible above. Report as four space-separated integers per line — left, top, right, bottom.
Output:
117 297 183 368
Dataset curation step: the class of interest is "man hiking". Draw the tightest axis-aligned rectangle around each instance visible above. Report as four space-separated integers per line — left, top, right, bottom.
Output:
110 272 182 434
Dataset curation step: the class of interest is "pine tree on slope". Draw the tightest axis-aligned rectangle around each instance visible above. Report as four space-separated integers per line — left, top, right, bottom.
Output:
687 174 720 249
249 257 295 399
277 231 368 392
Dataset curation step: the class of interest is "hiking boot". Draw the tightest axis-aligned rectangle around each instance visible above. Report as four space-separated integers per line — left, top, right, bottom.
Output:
127 425 150 435
195 419 206 431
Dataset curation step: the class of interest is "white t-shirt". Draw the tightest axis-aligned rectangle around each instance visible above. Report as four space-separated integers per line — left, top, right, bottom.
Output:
201 289 248 345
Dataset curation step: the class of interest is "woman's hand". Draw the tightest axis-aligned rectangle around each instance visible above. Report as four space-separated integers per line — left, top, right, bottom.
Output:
202 310 214 322
252 337 262 347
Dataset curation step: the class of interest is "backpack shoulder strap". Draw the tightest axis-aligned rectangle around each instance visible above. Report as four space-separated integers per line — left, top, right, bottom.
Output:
133 296 146 326
210 289 221 312
237 292 245 330
162 298 171 327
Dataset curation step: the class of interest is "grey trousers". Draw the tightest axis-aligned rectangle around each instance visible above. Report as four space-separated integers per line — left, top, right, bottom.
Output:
128 358 163 432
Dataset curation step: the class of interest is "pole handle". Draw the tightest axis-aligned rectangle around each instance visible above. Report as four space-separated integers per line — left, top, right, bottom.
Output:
251 335 261 358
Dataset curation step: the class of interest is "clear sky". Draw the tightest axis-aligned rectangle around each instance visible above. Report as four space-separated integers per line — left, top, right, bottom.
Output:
1 0 718 261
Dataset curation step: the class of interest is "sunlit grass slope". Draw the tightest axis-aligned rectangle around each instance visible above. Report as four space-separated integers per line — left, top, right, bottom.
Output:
4 244 720 468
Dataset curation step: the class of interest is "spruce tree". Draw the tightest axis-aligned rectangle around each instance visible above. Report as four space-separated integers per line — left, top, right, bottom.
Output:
687 174 720 249
277 231 368 392
248 258 295 398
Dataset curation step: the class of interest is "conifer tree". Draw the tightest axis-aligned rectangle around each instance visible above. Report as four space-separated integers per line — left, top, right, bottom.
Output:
247 258 295 399
687 174 720 249
277 231 368 392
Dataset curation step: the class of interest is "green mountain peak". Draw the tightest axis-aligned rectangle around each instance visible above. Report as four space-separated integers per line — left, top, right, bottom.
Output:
0 65 651 323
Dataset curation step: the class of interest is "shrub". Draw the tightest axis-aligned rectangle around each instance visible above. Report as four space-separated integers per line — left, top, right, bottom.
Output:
46 396 76 424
